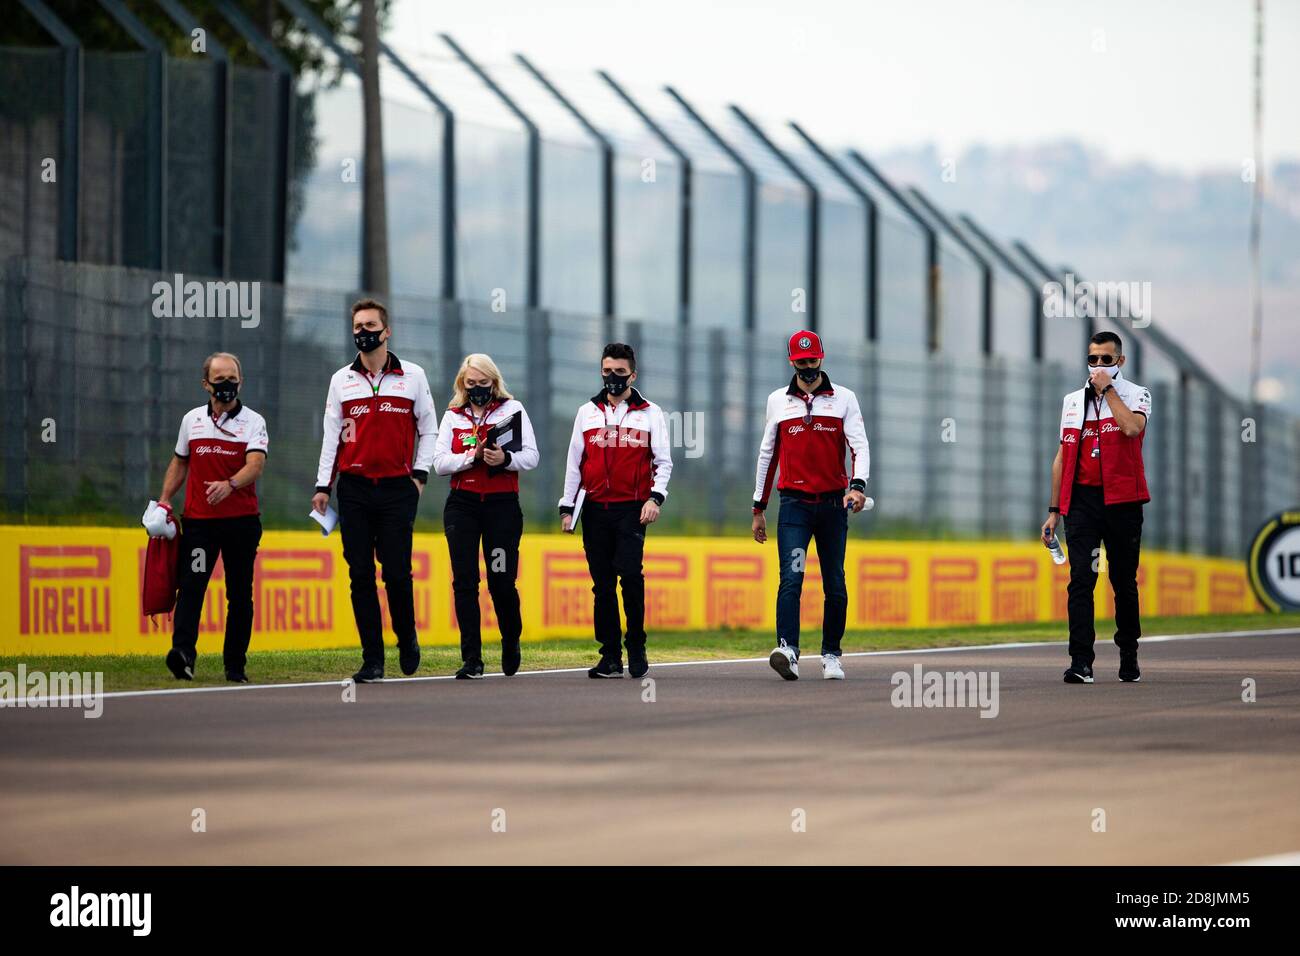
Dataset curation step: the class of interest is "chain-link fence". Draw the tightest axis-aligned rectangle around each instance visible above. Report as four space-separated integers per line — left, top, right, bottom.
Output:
3 255 1295 556
3 24 1296 558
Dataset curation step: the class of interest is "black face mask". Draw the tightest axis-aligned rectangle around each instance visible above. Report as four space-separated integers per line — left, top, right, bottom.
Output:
603 371 631 396
796 366 821 384
354 328 384 353
467 384 493 407
209 379 239 404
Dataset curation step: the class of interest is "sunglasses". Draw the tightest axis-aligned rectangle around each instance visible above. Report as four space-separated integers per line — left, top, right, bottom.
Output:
1086 355 1120 367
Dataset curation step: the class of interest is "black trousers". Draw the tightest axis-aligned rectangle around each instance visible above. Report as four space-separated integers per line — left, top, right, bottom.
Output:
337 474 420 666
172 514 262 671
443 490 524 664
581 501 647 660
1064 484 1144 665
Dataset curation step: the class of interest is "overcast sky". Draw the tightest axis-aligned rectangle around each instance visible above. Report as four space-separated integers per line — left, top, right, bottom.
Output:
390 0 1298 174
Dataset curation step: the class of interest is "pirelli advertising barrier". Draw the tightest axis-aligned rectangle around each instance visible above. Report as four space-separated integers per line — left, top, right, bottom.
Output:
1 525 1261 656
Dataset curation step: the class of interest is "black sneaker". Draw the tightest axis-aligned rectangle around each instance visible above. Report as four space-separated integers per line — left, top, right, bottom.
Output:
166 648 195 681
627 647 649 679
501 639 521 677
455 660 485 680
224 669 249 684
1119 653 1141 683
1063 661 1094 684
351 662 384 683
399 637 421 676
588 657 624 679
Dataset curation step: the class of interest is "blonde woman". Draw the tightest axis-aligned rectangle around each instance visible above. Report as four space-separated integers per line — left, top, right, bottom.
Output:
433 354 539 678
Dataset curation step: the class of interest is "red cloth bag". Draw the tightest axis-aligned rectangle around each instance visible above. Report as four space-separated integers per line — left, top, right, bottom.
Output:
142 506 181 622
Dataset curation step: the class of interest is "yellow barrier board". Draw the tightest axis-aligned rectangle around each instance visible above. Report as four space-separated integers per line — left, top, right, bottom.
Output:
0 525 1261 655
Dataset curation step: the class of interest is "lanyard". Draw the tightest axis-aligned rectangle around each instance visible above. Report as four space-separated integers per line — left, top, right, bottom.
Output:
210 411 237 438
465 401 499 444
1086 389 1105 463
796 390 816 423
363 358 392 397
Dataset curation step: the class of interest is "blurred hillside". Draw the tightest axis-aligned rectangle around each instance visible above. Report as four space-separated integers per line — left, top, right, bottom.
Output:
877 142 1300 411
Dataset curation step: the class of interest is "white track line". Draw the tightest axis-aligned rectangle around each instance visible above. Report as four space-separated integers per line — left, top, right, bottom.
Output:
9 627 1299 705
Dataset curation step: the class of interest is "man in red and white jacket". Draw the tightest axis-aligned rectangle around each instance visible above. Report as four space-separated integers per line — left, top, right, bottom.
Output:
752 330 870 682
558 342 673 679
1041 330 1152 685
312 298 438 683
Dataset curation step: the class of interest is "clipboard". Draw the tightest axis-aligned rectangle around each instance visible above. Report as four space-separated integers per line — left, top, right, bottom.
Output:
485 411 523 475
486 411 523 452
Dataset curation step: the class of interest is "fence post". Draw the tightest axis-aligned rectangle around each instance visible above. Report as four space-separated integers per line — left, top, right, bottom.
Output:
439 299 463 396
526 306 552 512
708 327 726 532
1204 385 1224 554
862 340 880 535
981 352 1001 536
136 266 161 508
1241 401 1263 550
3 258 29 517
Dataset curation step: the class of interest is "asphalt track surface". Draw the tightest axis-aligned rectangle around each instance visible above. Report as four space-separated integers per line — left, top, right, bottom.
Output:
2 631 1298 865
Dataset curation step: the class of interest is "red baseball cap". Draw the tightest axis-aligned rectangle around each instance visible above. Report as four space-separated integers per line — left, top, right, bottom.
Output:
787 330 824 361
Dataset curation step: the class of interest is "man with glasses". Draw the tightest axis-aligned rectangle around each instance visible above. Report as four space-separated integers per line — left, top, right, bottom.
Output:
1041 331 1152 684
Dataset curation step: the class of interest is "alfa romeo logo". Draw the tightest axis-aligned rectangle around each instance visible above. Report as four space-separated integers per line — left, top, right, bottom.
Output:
798 336 811 349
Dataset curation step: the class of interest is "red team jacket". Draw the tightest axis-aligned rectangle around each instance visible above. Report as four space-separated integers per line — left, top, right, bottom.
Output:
175 400 269 518
753 374 870 509
315 352 437 491
1058 370 1152 515
432 398 539 495
559 388 673 509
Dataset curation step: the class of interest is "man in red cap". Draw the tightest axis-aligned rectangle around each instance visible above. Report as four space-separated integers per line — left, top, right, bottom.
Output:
752 330 870 680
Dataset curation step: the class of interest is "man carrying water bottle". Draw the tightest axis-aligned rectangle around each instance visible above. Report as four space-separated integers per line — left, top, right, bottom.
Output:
1041 331 1152 685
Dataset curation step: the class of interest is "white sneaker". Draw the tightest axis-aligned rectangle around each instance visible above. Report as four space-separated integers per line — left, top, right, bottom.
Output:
822 654 845 680
769 645 799 681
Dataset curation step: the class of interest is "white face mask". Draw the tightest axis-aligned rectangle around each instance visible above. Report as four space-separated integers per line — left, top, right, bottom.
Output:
1087 362 1122 383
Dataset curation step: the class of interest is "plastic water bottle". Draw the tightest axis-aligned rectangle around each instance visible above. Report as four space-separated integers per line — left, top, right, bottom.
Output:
1045 531 1067 565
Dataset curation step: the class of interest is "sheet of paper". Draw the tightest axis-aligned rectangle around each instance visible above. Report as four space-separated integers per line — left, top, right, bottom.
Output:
310 505 339 536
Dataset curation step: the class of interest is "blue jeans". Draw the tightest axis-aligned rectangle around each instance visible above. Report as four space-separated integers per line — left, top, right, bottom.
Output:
775 493 849 657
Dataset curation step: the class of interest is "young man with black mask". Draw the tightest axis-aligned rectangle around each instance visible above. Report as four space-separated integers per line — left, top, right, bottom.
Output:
313 299 437 683
558 343 673 679
1041 330 1152 684
752 330 870 681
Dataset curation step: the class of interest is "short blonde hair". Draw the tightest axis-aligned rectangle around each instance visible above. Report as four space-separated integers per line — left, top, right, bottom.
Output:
448 353 513 408
203 352 243 381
